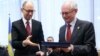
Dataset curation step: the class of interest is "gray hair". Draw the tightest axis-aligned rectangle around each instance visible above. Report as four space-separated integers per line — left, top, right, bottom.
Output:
64 0 78 10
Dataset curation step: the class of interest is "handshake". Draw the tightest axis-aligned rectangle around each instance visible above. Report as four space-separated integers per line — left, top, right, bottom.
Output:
22 35 39 47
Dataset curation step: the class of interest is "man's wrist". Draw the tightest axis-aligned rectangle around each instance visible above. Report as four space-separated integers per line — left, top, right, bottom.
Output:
22 41 27 47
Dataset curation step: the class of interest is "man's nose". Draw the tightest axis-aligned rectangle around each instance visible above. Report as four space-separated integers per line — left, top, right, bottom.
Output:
29 12 33 15
62 14 66 17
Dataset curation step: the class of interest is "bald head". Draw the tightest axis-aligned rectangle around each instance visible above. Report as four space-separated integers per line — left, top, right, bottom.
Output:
22 1 34 9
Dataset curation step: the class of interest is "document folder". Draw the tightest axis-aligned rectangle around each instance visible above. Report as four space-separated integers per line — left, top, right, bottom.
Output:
41 42 70 48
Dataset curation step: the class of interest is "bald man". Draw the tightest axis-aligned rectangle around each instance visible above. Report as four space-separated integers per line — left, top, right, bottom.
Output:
58 0 98 56
11 1 44 56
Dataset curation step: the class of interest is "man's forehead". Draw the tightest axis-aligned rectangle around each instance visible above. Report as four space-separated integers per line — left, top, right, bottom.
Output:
62 6 72 12
62 3 72 9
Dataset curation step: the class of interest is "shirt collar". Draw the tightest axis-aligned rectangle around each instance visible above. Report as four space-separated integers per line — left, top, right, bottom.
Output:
66 17 77 26
22 16 32 25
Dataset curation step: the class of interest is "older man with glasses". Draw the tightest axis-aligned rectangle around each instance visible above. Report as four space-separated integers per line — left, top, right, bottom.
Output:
11 1 44 56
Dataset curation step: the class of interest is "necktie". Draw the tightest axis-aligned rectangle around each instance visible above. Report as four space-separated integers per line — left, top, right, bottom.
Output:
26 21 31 35
66 24 71 42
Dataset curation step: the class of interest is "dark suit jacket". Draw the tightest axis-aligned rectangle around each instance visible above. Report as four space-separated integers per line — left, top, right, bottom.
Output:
59 19 98 56
11 19 44 56
0 47 8 56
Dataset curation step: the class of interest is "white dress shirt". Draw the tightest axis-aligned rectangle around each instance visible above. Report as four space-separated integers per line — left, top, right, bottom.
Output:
22 17 32 32
65 18 77 40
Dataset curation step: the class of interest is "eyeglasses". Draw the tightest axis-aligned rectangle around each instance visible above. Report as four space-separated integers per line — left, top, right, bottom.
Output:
61 10 74 15
23 8 35 13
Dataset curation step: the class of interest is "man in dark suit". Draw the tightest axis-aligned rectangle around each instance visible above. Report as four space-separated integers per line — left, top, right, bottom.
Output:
58 0 98 56
11 1 44 56
36 36 54 56
46 36 54 56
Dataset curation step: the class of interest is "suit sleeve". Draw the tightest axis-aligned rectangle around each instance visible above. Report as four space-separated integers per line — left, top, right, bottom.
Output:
38 23 44 51
11 22 25 50
38 23 44 43
72 22 96 55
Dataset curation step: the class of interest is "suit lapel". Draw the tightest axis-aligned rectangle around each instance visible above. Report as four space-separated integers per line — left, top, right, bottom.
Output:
31 19 35 35
71 19 81 43
19 19 27 36
62 25 66 42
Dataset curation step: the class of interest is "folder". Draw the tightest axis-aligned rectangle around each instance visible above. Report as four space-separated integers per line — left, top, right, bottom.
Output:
41 42 70 48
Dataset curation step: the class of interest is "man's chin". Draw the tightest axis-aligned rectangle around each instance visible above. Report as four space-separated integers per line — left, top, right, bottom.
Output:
26 17 31 20
65 20 70 23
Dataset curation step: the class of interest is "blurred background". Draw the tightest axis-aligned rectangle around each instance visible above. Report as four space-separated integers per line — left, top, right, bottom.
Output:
0 0 100 51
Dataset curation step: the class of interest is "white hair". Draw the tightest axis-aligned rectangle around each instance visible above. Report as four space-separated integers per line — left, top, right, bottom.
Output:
63 0 78 9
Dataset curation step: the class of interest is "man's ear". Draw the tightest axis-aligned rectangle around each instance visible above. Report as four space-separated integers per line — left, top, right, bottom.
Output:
75 9 78 13
21 8 23 12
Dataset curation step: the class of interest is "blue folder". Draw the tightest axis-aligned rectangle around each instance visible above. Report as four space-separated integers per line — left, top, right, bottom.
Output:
41 42 70 48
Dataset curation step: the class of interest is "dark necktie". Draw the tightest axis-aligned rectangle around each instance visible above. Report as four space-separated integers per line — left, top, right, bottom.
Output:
66 24 71 42
26 21 31 35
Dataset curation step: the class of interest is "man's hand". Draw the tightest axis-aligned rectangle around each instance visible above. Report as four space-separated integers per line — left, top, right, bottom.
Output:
53 48 61 52
47 48 53 53
61 44 74 53
36 51 44 56
22 35 38 47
